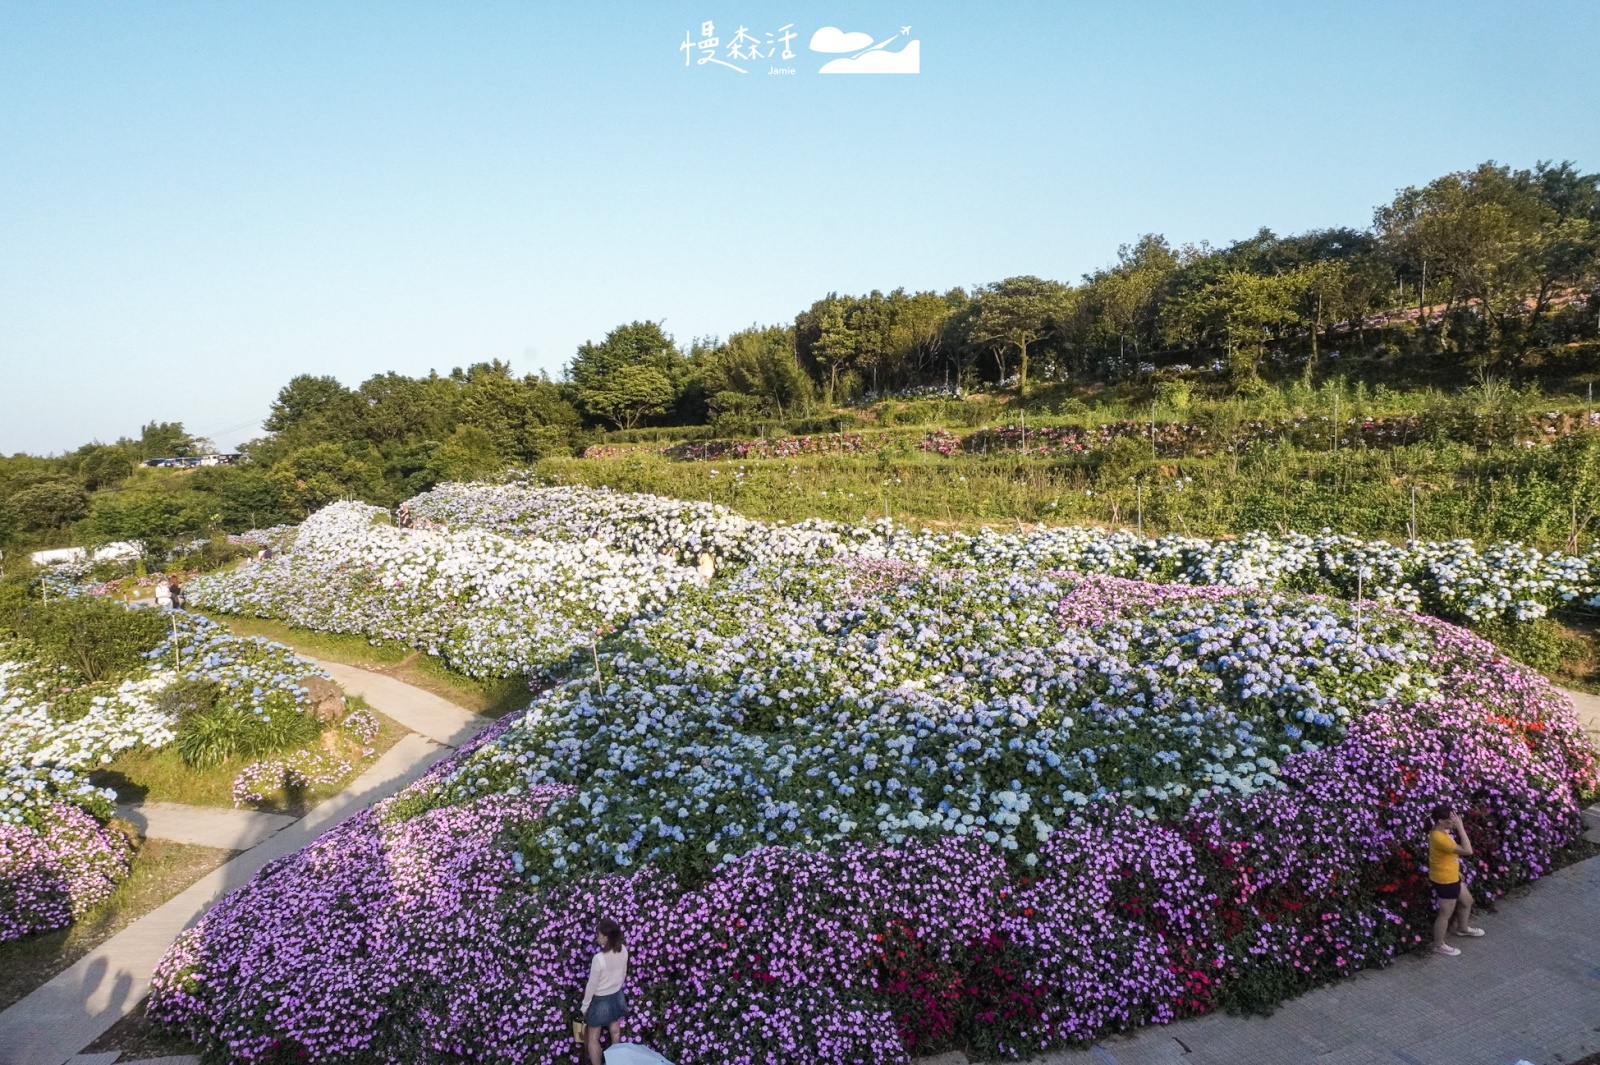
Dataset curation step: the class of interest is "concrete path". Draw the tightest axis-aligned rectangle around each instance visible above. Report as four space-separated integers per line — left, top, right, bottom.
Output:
307 658 485 746
112 802 295 851
0 660 492 1065
1037 852 1600 1065
1557 685 1600 753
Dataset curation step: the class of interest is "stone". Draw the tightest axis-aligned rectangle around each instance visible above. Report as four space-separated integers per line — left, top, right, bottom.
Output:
297 675 346 723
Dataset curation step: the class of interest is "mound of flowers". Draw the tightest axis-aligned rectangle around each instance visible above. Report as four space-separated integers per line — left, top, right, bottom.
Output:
407 483 1600 629
186 500 699 678
0 610 329 941
0 802 132 941
149 565 1597 1064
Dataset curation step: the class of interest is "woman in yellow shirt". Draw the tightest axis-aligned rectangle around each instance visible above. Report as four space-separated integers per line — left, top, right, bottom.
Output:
1428 803 1485 956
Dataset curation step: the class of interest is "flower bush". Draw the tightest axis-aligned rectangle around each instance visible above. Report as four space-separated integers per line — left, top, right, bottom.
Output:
149 548 1598 1063
232 749 356 807
186 501 698 677
1 606 328 940
403 483 1600 629
0 802 131 942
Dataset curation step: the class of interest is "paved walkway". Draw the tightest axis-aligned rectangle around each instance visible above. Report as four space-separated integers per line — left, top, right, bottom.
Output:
307 658 485 746
0 662 489 1065
112 802 296 851
1557 685 1600 753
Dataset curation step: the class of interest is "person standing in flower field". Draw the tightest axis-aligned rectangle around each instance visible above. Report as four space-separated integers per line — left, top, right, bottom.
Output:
1428 803 1485 956
581 917 629 1064
154 576 173 609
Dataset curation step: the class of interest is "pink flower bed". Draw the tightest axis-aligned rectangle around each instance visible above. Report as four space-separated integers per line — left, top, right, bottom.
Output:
0 804 132 942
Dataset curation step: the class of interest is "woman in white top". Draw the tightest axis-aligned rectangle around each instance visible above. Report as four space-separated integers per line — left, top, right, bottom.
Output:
154 578 173 609
581 918 628 1065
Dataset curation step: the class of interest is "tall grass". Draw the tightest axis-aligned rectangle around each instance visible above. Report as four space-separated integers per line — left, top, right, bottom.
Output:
540 431 1600 550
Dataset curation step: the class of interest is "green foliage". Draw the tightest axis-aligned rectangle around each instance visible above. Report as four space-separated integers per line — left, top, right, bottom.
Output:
567 321 686 430
166 536 255 575
75 445 135 491
427 425 504 483
134 421 208 461
4 597 170 684
695 325 815 427
175 690 323 769
87 490 207 545
155 678 222 722
1470 617 1582 674
7 479 89 532
965 275 1076 392
268 444 385 517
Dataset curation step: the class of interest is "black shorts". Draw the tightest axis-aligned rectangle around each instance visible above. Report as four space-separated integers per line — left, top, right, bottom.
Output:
1431 880 1461 900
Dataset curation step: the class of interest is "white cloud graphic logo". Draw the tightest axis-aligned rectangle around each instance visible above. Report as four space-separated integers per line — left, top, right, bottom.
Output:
819 39 920 74
808 27 875 53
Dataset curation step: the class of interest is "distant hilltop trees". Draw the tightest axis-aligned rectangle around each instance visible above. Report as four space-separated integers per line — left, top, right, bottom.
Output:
2 158 1597 555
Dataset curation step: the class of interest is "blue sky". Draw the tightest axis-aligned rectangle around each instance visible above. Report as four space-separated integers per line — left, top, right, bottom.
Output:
3 0 1597 454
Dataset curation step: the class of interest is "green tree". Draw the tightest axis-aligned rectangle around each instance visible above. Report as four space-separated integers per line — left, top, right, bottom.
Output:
697 325 813 423
7 479 89 531
268 444 382 517
967 276 1075 394
76 445 135 490
132 421 207 461
567 322 685 429
87 491 207 544
427 425 504 483
457 364 579 461
190 467 293 531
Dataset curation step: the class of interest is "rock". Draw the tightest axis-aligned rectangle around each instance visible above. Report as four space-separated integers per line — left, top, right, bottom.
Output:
298 675 346 723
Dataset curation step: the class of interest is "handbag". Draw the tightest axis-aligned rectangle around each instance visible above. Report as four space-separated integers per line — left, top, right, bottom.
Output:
571 1019 586 1044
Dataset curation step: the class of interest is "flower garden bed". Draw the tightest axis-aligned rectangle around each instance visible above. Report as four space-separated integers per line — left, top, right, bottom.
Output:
1 607 339 943
152 493 1599 1064
399 483 1600 628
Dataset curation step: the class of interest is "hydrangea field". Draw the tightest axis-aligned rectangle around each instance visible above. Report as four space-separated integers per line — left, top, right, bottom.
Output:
0 611 327 942
191 483 1600 670
187 500 697 677
151 486 1600 1064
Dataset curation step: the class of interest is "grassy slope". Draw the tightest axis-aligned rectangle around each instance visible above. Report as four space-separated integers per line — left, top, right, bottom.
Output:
538 440 1585 548
210 614 535 718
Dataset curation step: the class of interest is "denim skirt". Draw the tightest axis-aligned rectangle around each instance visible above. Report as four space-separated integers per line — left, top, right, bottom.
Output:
586 990 627 1026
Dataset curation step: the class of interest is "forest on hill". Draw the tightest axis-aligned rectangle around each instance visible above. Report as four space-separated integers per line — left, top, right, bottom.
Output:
3 158 1599 555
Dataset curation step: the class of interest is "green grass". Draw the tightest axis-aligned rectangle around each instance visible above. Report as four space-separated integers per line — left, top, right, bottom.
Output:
540 433 1600 551
0 836 236 1012
209 614 536 717
90 694 409 812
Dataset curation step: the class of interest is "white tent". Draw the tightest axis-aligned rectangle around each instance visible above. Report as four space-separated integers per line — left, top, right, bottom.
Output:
29 547 86 566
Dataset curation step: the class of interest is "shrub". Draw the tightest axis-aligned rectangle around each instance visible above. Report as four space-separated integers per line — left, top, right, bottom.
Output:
0 804 132 943
5 597 169 683
176 690 323 769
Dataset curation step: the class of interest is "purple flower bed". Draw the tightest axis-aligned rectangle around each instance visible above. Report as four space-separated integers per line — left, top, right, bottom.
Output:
0 803 132 943
148 602 1598 1064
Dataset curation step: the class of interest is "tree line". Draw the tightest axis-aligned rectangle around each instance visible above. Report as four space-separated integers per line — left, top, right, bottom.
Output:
3 158 1597 552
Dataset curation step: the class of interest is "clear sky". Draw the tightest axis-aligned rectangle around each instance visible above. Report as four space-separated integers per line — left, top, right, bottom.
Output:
3 0 1597 454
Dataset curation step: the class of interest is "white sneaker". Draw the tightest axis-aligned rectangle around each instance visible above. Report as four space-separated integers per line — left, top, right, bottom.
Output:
1433 943 1461 956
1454 926 1485 937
